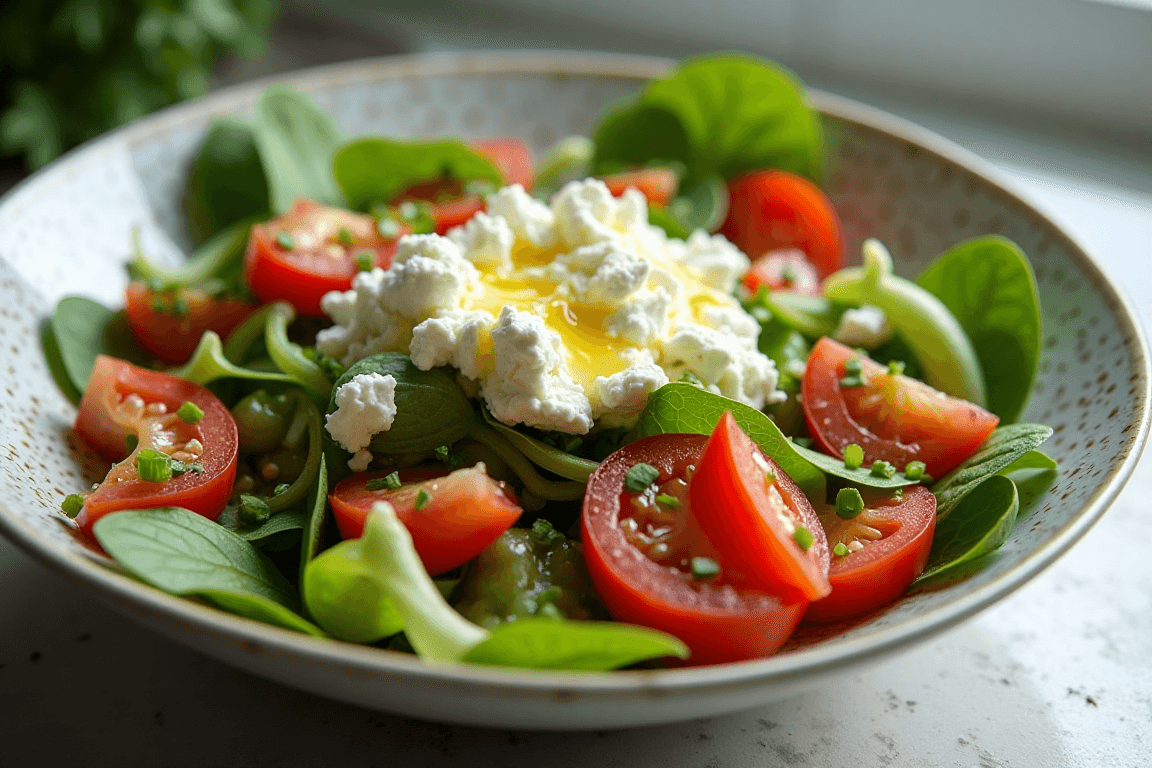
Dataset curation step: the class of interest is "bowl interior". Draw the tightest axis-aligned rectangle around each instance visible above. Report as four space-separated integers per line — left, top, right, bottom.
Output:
0 52 1145 713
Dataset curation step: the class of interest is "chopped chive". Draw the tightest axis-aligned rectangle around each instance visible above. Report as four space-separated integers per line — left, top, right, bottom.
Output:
844 357 863 375
238 494 270 525
655 493 681 509
61 494 84 518
337 227 354 247
764 466 777 484
274 483 290 496
679 370 703 386
839 375 864 388
870 460 896 479
366 471 402 491
624 463 660 494
171 298 190 316
843 443 864 470
170 460 188 476
888 360 906 376
189 462 204 474
903 460 927 480
690 557 721 580
176 401 203 424
355 249 375 272
892 487 904 500
125 434 139 452
792 526 814 551
275 232 296 250
434 445 450 460
836 487 865 519
415 488 432 510
135 449 172 483
833 542 850 557
531 518 565 546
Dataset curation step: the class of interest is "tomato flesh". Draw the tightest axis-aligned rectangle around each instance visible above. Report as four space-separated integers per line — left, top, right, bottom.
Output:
244 199 400 317
720 170 843 279
124 282 255 364
689 412 831 603
806 485 936 622
802 337 1000 478
582 433 818 665
602 168 679 207
330 465 522 576
742 248 821 296
73 356 238 536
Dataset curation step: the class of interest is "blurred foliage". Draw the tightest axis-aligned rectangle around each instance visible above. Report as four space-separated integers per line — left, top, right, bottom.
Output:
0 0 278 170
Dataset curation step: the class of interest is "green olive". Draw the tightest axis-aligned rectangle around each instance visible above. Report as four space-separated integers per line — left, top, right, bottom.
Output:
231 390 294 453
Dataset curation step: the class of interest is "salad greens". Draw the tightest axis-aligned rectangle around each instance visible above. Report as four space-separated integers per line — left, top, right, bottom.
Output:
932 424 1054 520
254 87 346 214
48 296 149 400
916 475 1020 583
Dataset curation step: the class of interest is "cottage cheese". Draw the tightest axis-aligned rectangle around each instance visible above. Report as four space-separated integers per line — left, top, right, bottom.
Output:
317 179 786 434
325 372 399 470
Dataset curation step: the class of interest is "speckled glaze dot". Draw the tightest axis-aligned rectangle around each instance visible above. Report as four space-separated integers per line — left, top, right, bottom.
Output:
0 53 1146 729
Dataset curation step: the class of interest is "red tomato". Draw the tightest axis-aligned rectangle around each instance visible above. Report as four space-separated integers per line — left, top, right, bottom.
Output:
124 282 255 365
244 199 400 317
802 337 1000 478
394 138 535 234
720 170 844 279
690 412 831 603
582 433 822 665
742 248 821 296
330 466 522 576
602 168 679 207
73 356 238 536
806 485 936 622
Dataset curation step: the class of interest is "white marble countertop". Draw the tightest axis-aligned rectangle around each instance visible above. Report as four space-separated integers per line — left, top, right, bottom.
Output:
2 144 1150 768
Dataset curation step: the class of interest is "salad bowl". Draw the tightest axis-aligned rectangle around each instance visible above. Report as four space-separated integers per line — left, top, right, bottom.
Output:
0 51 1146 730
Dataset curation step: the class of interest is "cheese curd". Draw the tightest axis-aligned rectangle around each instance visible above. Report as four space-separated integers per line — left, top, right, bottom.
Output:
316 179 786 434
325 372 399 470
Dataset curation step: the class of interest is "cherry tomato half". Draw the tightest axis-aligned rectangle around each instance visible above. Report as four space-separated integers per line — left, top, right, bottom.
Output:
330 465 522 576
244 199 400 317
582 433 822 665
720 170 843 279
394 138 536 234
742 248 821 296
602 168 679 207
802 337 1000 479
806 485 936 623
124 282 255 365
690 412 831 603
73 356 238 536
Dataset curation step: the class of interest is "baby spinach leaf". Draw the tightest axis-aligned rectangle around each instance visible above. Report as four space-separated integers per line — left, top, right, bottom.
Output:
597 55 822 184
480 408 599 482
932 424 1053 520
128 218 254 290
792 443 919 490
999 449 1058 478
93 507 301 611
264 302 332 400
666 173 729 233
184 117 270 243
332 138 504 211
197 590 326 637
50 296 150 395
299 455 330 592
255 87 345 213
632 383 825 498
591 102 697 177
330 353 475 455
216 507 305 543
916 474 1019 583
916 236 1041 423
40 320 82 405
461 618 689 670
173 331 297 388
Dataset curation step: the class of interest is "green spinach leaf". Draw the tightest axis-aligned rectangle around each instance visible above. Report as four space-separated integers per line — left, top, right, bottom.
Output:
666 174 729 233
932 424 1053 519
255 87 345 213
299 455 330 594
93 507 301 611
197 590 327 637
916 474 1019 583
216 508 305 544
332 138 504 211
591 103 696 177
999 449 1058 478
792 443 920 490
646 204 690 238
916 236 1041 423
129 218 255 290
49 296 150 396
184 117 270 243
480 408 598 481
461 617 688 670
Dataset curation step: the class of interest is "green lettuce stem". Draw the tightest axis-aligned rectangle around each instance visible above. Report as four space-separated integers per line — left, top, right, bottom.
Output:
265 302 332 398
130 218 254 286
466 422 587 501
267 393 323 514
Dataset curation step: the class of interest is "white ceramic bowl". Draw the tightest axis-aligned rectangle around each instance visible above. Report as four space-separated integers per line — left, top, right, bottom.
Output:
0 52 1146 730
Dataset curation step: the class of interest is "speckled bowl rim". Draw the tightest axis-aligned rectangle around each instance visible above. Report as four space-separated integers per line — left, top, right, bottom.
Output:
1 51 1147 704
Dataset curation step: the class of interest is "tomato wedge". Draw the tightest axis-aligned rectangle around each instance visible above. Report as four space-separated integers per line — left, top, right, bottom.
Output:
582 433 821 665
802 337 999 478
602 168 679 207
689 412 831 603
720 170 843 279
806 485 936 622
742 248 821 296
393 138 535 234
73 356 238 536
330 465 522 576
244 199 401 317
124 282 255 364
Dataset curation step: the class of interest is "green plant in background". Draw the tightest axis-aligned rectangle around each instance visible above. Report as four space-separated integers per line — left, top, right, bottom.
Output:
0 0 278 170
